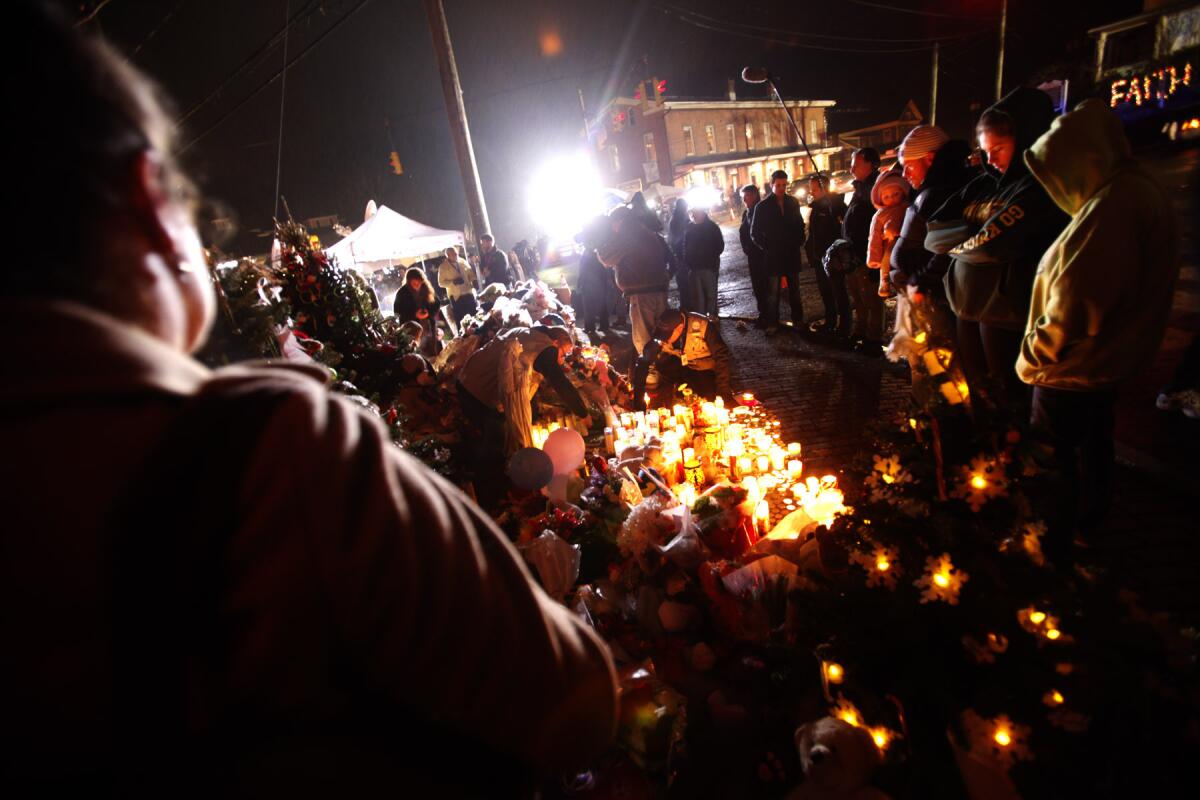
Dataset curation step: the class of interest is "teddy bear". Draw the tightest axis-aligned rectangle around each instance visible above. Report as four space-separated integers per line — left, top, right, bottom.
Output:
787 716 891 800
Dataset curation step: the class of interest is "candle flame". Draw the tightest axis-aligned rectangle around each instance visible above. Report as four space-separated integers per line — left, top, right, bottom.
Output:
993 729 1012 747
876 558 890 572
933 572 950 588
1029 611 1046 624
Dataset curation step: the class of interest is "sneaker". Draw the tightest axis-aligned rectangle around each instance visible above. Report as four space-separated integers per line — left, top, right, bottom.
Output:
808 319 836 334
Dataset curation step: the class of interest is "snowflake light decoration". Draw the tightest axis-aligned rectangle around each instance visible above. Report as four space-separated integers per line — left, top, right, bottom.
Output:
952 455 1009 512
914 552 968 604
852 545 901 589
962 710 1034 771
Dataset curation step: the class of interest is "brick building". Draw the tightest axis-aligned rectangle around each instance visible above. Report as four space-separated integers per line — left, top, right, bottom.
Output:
592 80 839 197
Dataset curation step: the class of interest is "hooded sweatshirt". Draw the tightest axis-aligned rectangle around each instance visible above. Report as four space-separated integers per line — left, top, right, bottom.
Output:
926 88 1069 329
1016 99 1180 390
890 139 975 292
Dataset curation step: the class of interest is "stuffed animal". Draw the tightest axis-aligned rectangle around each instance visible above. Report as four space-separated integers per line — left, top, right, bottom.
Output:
788 717 890 800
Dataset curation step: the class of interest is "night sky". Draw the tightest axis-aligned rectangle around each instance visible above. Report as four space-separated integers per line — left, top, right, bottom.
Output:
88 0 1142 253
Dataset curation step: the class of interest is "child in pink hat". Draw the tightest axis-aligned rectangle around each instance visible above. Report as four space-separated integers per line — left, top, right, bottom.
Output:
868 170 912 297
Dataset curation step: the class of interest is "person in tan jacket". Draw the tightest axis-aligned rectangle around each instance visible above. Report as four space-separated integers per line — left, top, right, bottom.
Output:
1 4 616 793
1018 98 1180 557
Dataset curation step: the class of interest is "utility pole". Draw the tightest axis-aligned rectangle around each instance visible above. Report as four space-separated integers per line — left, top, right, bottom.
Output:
995 0 1008 102
930 42 939 127
422 0 491 241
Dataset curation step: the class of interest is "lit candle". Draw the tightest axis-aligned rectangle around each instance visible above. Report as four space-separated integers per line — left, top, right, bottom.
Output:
715 395 724 409
738 456 752 476
755 500 770 535
771 447 786 471
787 442 801 456
788 459 803 479
683 447 696 464
742 475 759 505
757 455 770 474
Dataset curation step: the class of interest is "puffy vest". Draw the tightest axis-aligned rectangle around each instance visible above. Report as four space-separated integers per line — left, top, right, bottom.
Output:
673 313 715 371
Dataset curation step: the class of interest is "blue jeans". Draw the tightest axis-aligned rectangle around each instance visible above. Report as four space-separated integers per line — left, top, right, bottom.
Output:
692 269 719 317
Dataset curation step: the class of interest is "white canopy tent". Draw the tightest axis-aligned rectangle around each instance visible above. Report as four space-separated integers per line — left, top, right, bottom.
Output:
325 204 464 272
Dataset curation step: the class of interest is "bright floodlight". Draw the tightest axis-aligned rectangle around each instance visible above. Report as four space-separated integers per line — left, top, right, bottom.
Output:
527 152 604 241
684 185 723 211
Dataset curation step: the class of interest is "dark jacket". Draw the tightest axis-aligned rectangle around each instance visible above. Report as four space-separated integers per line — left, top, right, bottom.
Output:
630 192 664 233
667 203 689 262
890 140 974 292
928 88 1069 329
683 217 725 272
596 219 671 296
739 204 764 270
393 285 440 323
842 170 879 262
750 192 806 276
805 192 846 268
479 248 512 287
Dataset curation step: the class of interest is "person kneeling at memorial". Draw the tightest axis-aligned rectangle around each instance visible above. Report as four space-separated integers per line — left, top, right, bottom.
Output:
2 4 617 793
632 309 733 409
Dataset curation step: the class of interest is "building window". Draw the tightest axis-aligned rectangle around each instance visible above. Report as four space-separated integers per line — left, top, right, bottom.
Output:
745 122 754 151
726 123 736 151
705 124 716 154
809 118 819 145
643 132 656 164
683 125 695 156
709 168 721 187
610 145 620 173
763 122 772 149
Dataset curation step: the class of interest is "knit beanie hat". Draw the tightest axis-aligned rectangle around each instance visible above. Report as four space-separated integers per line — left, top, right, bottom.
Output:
898 125 949 163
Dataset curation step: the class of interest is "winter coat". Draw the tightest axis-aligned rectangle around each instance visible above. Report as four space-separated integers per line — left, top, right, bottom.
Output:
479 248 512 287
804 192 846 269
927 88 1069 330
2 299 618 787
1017 99 1180 390
867 171 911 271
739 204 764 270
750 192 806 276
890 140 975 292
393 284 441 323
842 169 879 262
683 217 725 272
438 256 478 300
596 219 671 296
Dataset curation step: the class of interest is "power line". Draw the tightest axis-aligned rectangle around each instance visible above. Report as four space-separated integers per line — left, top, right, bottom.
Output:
180 0 375 152
845 0 995 20
175 0 327 127
75 0 116 27
129 0 188 58
659 3 984 43
657 5 981 53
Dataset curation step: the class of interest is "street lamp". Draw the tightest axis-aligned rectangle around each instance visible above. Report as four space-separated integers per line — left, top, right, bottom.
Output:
741 67 823 191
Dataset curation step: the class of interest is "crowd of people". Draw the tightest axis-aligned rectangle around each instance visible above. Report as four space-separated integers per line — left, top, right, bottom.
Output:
3 0 1188 793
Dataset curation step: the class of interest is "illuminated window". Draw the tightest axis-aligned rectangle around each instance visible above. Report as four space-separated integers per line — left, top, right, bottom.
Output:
809 118 819 144
705 124 716 154
683 125 695 156
644 133 656 163
726 123 736 151
610 145 620 172
745 122 755 150
763 122 772 149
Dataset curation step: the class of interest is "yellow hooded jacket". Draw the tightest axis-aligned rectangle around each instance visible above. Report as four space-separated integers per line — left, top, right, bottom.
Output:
1016 99 1180 390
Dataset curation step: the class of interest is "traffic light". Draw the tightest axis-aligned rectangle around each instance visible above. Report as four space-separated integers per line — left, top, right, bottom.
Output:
389 151 403 175
653 78 666 103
